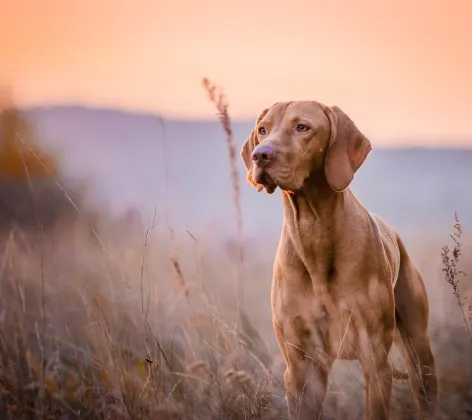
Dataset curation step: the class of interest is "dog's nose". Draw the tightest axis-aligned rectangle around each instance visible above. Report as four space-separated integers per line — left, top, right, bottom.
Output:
252 144 275 166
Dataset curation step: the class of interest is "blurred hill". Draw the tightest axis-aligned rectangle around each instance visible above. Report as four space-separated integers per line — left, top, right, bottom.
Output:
24 105 472 242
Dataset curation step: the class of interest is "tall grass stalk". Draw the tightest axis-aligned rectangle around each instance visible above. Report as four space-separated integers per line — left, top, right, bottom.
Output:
202 78 245 338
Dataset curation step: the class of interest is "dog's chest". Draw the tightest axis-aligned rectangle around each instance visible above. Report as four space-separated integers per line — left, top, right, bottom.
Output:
286 214 335 269
272 287 359 360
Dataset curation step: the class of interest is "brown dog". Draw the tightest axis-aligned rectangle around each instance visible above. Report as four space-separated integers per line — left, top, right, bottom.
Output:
240 101 438 420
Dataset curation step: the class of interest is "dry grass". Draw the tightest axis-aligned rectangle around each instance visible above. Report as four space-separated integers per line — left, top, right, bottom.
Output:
202 78 245 338
0 81 471 419
1 218 472 419
0 222 286 420
441 212 472 342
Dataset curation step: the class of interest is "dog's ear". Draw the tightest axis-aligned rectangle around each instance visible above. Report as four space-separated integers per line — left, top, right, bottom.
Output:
240 107 270 192
323 106 372 192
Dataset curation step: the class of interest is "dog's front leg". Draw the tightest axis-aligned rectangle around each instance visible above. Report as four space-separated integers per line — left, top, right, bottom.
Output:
360 350 393 420
274 320 332 419
284 358 331 420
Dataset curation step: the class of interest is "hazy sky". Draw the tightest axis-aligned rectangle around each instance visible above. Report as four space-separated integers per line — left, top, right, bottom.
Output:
1 0 471 145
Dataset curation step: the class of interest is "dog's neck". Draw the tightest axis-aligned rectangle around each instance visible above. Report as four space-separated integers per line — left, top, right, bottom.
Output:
283 174 345 226
281 174 350 278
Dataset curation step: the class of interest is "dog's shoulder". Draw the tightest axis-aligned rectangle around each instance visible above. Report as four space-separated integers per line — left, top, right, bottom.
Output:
368 212 393 236
368 212 401 287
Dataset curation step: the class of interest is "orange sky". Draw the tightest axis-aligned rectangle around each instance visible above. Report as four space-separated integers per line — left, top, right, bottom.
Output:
1 0 471 145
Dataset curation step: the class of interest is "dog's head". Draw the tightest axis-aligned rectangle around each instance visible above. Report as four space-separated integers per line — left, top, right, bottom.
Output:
240 101 372 194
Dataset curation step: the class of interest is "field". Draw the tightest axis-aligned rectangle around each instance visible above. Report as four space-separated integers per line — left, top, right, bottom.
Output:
0 90 472 419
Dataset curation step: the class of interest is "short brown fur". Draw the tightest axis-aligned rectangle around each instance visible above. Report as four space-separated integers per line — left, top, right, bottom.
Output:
241 101 438 420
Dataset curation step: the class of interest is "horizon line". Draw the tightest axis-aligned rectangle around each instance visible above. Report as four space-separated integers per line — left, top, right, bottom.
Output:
19 102 472 149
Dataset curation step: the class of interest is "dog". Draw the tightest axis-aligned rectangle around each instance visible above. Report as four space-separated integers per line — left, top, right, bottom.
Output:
240 101 438 420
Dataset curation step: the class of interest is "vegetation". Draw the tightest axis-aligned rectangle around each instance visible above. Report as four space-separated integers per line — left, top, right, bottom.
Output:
0 89 90 233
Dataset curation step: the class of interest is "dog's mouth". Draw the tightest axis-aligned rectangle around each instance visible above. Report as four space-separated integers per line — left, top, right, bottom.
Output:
253 167 277 194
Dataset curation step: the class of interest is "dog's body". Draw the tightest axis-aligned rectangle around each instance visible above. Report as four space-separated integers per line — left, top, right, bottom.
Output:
240 101 437 420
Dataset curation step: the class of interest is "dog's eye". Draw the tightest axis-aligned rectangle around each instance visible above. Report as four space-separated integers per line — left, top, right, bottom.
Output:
296 124 309 132
258 126 267 136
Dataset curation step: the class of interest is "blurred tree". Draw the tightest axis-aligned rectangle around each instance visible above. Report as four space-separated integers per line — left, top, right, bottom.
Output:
0 87 58 180
0 87 74 231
